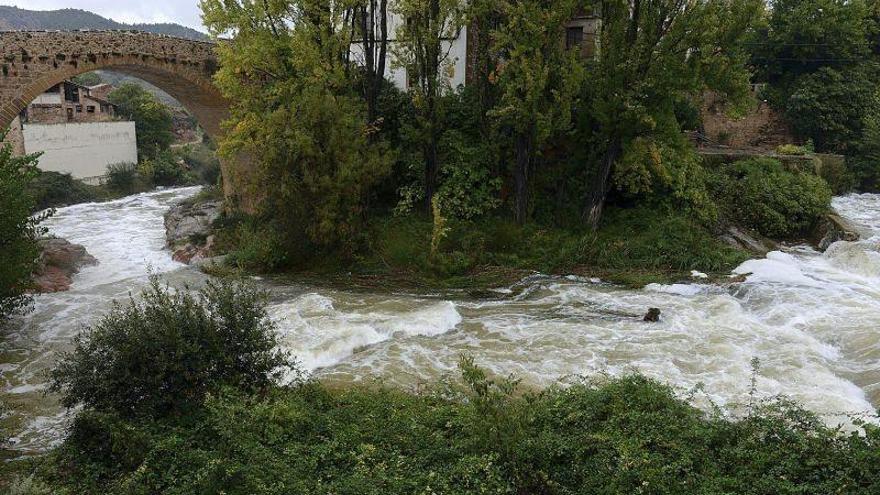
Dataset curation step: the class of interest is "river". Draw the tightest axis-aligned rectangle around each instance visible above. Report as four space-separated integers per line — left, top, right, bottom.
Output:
2 187 879 455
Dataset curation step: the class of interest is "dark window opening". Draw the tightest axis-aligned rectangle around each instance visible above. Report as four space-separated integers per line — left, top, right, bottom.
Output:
566 26 584 50
86 105 95 113
75 105 83 113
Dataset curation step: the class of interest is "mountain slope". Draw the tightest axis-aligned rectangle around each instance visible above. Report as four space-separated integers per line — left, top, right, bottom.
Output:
0 6 207 40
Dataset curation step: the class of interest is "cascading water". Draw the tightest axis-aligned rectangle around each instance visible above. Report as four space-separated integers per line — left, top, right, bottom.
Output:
2 188 879 455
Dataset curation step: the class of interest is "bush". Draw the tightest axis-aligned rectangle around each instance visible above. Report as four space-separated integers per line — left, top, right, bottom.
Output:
0 137 48 320
178 142 222 185
225 223 290 273
27 171 99 211
104 162 140 194
139 152 193 187
710 158 832 239
38 364 880 495
49 278 294 419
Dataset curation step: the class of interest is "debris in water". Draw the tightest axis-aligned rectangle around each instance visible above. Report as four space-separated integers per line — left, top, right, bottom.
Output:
643 308 661 322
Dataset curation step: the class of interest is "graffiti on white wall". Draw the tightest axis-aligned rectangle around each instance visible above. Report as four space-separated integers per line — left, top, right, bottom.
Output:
23 121 138 181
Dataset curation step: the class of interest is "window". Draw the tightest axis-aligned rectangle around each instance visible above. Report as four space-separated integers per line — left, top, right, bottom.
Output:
75 105 83 113
86 106 95 113
566 26 584 50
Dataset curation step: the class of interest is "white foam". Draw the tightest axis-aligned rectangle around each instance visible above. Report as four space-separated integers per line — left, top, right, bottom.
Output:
645 283 705 296
271 294 462 372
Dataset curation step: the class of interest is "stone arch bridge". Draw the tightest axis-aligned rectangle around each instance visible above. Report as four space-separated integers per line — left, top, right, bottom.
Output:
0 30 251 206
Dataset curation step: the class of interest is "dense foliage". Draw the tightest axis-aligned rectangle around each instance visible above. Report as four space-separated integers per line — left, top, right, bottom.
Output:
0 137 48 321
751 0 880 189
710 158 833 238
26 365 880 494
108 83 175 161
49 278 293 419
27 171 100 211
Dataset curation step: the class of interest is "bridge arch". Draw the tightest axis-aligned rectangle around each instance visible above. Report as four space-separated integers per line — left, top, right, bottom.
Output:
0 30 253 207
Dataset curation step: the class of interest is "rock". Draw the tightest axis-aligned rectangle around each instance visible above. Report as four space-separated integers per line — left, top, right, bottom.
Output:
165 200 222 265
720 226 778 255
643 308 661 322
172 235 216 265
31 238 98 293
814 212 862 252
164 200 222 247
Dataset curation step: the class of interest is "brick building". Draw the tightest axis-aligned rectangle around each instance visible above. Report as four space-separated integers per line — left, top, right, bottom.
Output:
21 80 118 125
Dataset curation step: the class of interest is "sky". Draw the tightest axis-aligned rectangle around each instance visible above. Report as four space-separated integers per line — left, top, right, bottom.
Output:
0 1 205 31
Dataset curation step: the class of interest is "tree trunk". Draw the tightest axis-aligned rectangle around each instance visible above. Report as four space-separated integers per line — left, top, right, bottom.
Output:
584 136 621 229
424 136 439 213
513 132 532 224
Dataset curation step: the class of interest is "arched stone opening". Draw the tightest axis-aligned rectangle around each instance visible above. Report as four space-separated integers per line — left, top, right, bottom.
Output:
0 31 253 207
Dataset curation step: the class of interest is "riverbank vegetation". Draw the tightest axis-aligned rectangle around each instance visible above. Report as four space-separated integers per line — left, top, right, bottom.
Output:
0 139 47 320
200 0 847 287
749 0 880 191
5 280 878 494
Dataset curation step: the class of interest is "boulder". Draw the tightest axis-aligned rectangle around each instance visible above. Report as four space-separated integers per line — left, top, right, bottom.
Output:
814 212 862 252
720 226 778 255
164 200 222 265
164 200 222 247
31 238 98 293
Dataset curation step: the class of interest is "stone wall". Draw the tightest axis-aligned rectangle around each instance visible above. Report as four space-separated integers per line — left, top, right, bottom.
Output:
1 116 26 155
700 92 795 150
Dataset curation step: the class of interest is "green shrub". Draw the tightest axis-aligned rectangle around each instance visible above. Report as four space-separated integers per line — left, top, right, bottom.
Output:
776 143 810 155
104 162 140 194
225 223 289 273
27 171 100 211
37 364 880 495
581 205 749 273
710 157 832 239
178 142 221 185
139 152 193 187
49 277 293 419
0 137 48 320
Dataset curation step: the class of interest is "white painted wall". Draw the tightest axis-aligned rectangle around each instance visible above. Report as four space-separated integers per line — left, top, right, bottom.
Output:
32 93 62 105
350 13 468 92
23 121 138 181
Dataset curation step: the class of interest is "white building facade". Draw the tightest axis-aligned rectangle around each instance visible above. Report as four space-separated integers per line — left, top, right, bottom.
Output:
23 121 138 182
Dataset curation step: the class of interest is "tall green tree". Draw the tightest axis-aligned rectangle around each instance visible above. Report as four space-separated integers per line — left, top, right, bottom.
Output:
583 0 762 228
392 0 466 213
490 0 584 224
0 135 49 320
108 83 174 160
752 0 872 90
201 0 393 253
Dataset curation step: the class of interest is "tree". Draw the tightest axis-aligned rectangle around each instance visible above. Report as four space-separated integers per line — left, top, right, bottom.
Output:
784 64 880 153
0 134 49 321
350 0 390 124
108 83 174 160
583 0 761 228
201 0 393 253
72 71 102 86
752 0 872 90
490 0 585 224
392 0 466 213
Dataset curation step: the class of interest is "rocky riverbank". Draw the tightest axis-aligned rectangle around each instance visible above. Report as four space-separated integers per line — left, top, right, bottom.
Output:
31 238 98 293
164 199 222 265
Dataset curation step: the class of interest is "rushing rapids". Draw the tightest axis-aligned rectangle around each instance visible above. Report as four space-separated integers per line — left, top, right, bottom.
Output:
2 188 880 454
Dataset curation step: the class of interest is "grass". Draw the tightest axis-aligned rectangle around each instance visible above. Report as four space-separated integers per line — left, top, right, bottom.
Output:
215 205 750 289
351 205 749 288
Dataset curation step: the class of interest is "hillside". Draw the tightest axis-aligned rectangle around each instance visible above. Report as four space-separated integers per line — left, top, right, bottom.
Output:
0 6 207 40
